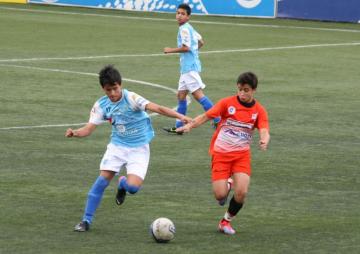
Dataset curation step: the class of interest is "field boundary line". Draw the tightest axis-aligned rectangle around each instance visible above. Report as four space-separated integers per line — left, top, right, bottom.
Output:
1 42 359 63
1 6 359 34
0 64 188 130
201 42 360 54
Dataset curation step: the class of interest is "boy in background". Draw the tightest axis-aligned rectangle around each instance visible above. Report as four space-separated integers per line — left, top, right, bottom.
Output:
163 3 219 134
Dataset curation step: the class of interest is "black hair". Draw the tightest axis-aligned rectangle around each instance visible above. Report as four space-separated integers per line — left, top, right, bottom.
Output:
237 72 258 89
178 3 191 15
99 65 122 87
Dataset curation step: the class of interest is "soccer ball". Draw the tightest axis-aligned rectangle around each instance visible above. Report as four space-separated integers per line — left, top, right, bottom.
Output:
150 217 176 243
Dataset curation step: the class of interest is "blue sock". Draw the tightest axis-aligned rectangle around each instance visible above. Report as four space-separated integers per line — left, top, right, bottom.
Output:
199 96 220 123
175 99 187 128
199 96 213 111
82 176 110 224
118 177 141 194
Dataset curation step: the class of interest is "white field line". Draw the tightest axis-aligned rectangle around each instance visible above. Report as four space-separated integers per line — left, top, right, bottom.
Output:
0 63 177 93
0 6 359 34
1 42 360 63
0 64 189 130
0 123 88 130
0 53 167 63
200 42 360 54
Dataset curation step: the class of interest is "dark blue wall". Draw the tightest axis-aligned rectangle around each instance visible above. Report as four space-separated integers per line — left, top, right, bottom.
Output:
277 0 360 23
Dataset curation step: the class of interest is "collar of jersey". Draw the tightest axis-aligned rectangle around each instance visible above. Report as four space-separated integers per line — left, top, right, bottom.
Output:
237 96 255 108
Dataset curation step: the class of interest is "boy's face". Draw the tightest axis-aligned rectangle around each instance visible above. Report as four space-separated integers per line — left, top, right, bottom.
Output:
176 8 190 25
237 83 256 103
103 83 122 102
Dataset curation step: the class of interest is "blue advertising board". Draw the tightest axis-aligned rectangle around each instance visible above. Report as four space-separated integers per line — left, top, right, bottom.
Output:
277 0 360 23
29 0 276 18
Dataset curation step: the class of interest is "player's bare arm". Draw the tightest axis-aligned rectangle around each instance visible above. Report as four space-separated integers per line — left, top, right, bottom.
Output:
176 113 210 133
163 45 190 54
145 102 192 124
258 128 270 151
65 123 97 138
198 39 204 49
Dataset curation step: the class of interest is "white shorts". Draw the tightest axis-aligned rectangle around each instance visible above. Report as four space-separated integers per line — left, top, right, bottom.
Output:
100 143 150 180
178 71 206 93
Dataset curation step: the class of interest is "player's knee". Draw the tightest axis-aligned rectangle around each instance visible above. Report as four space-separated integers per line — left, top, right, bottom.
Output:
214 191 228 201
234 190 247 203
127 184 141 194
177 92 187 101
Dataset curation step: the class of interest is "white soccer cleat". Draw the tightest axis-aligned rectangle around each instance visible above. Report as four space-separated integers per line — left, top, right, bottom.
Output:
218 219 236 235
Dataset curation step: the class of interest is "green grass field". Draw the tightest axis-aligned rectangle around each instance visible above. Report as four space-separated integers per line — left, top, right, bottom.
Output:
0 3 359 254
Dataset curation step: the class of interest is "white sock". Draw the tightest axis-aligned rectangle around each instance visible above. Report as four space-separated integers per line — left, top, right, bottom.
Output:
224 211 234 221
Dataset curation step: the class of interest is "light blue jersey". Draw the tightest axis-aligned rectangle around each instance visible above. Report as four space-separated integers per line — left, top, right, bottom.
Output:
89 89 154 147
177 22 202 74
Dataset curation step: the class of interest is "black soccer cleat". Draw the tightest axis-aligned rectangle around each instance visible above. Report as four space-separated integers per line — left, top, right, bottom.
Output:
116 176 127 205
162 127 183 135
212 121 218 130
116 188 127 205
74 221 90 232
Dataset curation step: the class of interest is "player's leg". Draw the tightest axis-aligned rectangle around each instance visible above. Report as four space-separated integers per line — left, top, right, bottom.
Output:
116 174 143 205
163 88 188 134
116 144 149 205
211 153 233 206
192 89 216 114
188 72 220 126
219 173 250 233
217 178 233 206
75 170 115 232
212 179 232 205
74 143 123 232
219 152 251 235
194 93 221 127
175 90 188 128
217 174 249 236
211 159 237 236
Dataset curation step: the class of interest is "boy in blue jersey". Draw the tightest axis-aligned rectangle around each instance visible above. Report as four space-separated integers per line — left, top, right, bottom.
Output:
65 65 192 232
163 3 219 134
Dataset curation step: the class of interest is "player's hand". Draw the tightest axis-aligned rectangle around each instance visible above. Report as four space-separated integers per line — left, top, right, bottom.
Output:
65 128 75 137
163 47 172 54
259 140 268 151
181 116 192 124
176 124 191 133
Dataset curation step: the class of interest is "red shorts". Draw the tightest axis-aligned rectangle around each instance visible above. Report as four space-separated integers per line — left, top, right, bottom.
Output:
211 151 251 181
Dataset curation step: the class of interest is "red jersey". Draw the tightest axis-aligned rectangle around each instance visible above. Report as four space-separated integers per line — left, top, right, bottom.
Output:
206 95 269 156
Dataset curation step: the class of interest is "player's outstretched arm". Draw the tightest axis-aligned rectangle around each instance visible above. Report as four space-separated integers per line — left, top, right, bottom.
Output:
163 45 190 54
145 102 192 124
258 128 270 151
65 123 97 138
176 113 210 133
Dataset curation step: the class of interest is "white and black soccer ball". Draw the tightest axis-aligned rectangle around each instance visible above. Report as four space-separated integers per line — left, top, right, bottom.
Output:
150 217 176 243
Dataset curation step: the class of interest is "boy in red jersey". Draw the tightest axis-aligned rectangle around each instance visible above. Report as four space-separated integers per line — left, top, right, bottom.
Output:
177 72 270 235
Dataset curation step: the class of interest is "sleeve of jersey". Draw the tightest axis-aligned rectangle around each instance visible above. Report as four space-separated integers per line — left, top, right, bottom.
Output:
180 27 191 47
194 31 202 41
205 99 225 119
128 91 150 111
89 101 105 125
256 106 270 130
